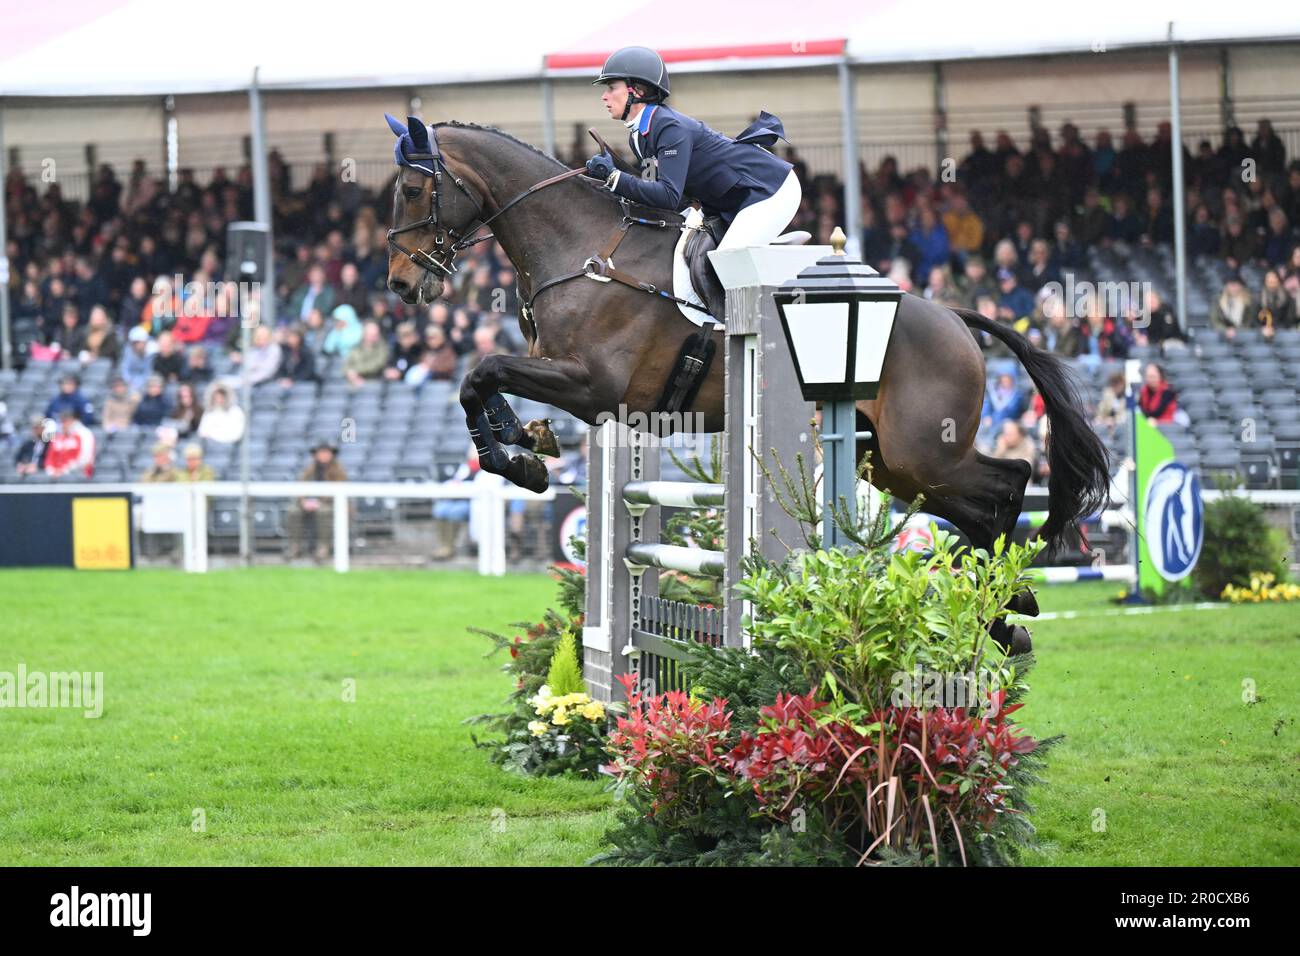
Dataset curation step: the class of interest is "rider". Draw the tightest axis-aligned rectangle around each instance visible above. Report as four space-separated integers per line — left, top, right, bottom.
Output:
584 46 802 250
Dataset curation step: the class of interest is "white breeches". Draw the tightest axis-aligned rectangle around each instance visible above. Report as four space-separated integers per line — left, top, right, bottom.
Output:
716 169 803 250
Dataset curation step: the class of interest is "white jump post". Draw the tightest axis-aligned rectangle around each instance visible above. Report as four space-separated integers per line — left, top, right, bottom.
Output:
583 245 825 704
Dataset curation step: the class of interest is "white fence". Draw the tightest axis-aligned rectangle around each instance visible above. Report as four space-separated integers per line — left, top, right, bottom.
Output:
0 480 559 575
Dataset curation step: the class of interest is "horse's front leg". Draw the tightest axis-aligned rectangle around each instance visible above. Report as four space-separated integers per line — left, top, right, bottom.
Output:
459 354 598 493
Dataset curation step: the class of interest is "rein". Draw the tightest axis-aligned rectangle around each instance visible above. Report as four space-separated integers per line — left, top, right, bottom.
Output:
388 126 712 318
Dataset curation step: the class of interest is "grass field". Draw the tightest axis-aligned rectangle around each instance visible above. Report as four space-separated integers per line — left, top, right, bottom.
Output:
0 570 1295 866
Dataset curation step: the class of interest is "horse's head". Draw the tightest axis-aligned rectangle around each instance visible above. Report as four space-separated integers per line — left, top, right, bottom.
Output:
385 114 483 305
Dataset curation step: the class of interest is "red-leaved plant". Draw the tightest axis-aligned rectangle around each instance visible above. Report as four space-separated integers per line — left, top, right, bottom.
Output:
605 673 733 825
607 675 1040 864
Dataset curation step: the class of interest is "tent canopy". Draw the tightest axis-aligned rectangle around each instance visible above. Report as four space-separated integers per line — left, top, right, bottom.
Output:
3 0 1297 98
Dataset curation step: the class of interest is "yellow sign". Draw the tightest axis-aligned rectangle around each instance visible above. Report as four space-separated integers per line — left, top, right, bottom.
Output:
72 497 131 570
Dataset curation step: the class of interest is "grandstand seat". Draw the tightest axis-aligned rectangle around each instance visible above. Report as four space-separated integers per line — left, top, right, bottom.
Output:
208 500 241 537
1200 449 1243 486
1197 433 1238 452
394 464 433 482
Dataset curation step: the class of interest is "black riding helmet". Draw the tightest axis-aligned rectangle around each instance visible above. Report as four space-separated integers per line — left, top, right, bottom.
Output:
593 46 670 120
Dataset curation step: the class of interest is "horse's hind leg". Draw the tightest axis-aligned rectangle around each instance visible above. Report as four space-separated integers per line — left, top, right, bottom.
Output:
873 441 1037 653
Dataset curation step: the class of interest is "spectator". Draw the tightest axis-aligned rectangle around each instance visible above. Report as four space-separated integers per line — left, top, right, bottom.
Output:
995 268 1035 324
343 320 389 386
322 303 363 358
384 321 424 381
465 325 504 374
993 419 1037 469
1220 215 1258 268
981 373 1027 438
908 205 951 277
14 415 52 476
1141 187 1174 244
180 345 214 387
1254 268 1297 336
45 374 96 425
1138 363 1179 424
198 384 246 444
957 256 994 309
120 326 155 393
1138 288 1184 347
288 264 336 322
940 186 984 260
1188 204 1221 258
132 375 170 427
174 443 215 482
101 376 138 433
1210 274 1255 338
152 331 184 382
334 262 368 314
1108 194 1142 243
1094 371 1129 439
431 443 480 559
276 325 318 386
448 308 476 356
44 408 96 479
167 382 204 438
1025 238 1061 291
1262 208 1297 267
51 303 83 355
140 442 178 482
119 276 149 329
239 324 283 387
286 439 349 562
1073 187 1110 247
80 306 121 362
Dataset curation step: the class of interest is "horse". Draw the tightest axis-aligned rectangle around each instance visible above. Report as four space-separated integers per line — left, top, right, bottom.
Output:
384 118 1111 642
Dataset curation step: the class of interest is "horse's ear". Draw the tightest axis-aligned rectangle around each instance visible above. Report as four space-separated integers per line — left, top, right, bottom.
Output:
407 117 430 152
384 113 407 137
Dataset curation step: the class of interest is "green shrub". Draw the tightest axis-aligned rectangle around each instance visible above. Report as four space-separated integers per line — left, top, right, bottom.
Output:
545 630 586 697
1194 495 1290 599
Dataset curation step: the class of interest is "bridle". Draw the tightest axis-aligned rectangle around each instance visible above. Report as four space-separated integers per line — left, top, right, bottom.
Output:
386 122 711 328
387 125 588 279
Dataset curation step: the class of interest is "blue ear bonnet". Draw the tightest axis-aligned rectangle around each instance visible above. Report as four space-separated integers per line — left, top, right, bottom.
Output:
385 114 436 175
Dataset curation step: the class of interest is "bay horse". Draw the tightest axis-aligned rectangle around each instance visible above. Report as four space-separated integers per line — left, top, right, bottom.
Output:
384 118 1110 636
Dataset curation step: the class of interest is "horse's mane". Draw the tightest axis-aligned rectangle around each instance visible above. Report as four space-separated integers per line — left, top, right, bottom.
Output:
433 121 615 201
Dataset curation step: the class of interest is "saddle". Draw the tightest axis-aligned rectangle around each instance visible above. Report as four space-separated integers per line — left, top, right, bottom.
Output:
682 215 813 324
656 215 811 416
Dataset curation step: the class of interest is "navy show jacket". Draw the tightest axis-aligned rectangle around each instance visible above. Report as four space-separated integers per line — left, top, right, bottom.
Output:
611 105 794 224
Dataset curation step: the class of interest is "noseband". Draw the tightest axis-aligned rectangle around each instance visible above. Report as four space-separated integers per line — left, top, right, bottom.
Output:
387 125 589 278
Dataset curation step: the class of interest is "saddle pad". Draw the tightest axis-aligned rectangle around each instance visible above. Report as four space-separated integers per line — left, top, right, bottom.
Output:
673 209 719 328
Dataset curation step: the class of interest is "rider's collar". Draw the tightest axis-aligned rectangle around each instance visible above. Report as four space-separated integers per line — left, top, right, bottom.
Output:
625 104 656 134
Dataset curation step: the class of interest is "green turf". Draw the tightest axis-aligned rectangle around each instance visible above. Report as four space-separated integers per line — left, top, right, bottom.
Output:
0 570 1294 866
0 568 613 865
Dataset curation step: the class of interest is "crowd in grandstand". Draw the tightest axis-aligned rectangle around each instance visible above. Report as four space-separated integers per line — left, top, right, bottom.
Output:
4 113 1300 490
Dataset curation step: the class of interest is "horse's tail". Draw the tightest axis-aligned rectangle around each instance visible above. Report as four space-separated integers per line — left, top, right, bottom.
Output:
953 307 1111 553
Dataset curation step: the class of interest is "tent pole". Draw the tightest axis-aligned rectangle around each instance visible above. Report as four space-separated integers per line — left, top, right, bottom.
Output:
242 68 276 566
838 58 862 258
1168 23 1188 335
0 98 11 372
541 77 556 159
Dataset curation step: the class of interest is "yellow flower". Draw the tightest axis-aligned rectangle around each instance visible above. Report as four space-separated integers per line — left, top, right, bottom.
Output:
528 720 549 737
551 709 570 726
580 702 606 721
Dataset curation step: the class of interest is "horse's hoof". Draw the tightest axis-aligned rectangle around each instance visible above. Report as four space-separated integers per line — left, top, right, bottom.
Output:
517 454 551 494
1008 625 1033 655
524 419 561 457
1007 589 1040 618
